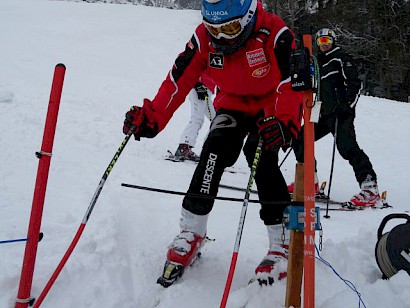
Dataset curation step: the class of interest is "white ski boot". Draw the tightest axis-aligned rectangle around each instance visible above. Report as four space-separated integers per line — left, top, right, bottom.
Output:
251 224 290 285
349 175 383 207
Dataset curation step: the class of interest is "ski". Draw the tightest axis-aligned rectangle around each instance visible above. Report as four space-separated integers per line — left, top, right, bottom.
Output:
220 181 392 211
165 150 198 163
164 151 239 173
316 183 391 210
219 183 258 194
319 202 392 211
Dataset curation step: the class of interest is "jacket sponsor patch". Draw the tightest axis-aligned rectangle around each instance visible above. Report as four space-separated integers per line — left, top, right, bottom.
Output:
246 48 267 67
252 64 271 78
209 53 224 69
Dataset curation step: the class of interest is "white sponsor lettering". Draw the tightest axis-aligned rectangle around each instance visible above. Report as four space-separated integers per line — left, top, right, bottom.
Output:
246 48 267 67
401 250 410 263
304 235 315 245
200 153 218 194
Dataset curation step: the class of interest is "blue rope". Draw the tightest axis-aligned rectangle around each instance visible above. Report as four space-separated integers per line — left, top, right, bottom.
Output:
0 238 28 244
315 244 367 308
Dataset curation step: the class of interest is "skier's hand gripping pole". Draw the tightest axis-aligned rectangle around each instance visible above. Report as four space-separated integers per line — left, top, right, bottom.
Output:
123 99 159 140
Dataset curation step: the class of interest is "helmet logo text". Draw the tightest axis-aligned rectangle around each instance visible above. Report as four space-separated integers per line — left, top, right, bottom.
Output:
205 10 228 22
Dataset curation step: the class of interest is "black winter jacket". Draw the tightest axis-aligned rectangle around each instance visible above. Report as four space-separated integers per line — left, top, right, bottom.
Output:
317 46 362 116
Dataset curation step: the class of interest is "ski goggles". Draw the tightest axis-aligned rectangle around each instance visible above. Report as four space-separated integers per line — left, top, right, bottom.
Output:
316 36 333 46
203 18 244 40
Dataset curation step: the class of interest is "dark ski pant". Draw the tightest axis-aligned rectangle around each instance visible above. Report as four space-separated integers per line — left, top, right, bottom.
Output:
182 109 290 225
292 113 376 186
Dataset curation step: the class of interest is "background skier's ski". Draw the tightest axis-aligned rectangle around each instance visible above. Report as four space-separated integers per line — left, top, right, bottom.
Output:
165 151 240 174
219 182 392 211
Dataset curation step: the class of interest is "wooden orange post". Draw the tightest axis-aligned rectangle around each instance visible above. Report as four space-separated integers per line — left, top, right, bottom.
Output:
285 163 305 308
302 32 316 308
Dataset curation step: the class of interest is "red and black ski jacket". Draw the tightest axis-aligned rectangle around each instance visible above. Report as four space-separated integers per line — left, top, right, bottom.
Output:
148 2 303 139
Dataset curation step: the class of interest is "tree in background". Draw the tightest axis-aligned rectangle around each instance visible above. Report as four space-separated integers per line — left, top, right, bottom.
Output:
81 0 409 101
262 0 409 101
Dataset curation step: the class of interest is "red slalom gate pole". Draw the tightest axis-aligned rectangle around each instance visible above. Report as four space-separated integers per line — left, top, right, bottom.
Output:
302 31 316 308
15 64 66 308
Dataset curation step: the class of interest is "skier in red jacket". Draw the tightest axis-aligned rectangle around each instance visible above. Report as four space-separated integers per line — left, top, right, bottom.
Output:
123 0 303 286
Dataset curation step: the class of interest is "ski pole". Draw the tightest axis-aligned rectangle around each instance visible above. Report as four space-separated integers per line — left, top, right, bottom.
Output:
324 118 338 219
220 138 263 308
32 126 135 308
121 183 289 205
217 148 291 195
279 147 292 168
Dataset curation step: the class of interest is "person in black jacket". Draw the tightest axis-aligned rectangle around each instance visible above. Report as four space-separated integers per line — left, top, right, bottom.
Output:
290 28 382 207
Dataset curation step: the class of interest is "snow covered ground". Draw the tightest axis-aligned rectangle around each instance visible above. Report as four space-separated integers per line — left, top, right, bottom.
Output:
0 0 409 307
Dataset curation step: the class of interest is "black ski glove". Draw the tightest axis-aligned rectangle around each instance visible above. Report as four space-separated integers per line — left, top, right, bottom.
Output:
123 99 159 140
258 116 292 152
194 82 208 101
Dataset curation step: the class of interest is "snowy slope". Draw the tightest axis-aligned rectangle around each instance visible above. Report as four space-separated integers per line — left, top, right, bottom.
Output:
0 1 409 307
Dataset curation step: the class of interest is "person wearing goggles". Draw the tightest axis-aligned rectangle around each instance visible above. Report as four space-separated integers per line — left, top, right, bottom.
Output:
202 0 257 41
201 0 258 53
316 35 333 47
123 0 303 287
291 27 382 209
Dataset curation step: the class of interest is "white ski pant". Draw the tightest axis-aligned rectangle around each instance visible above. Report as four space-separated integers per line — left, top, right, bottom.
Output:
179 88 216 147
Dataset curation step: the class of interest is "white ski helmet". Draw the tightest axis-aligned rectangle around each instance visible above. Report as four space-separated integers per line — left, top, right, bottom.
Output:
315 28 336 46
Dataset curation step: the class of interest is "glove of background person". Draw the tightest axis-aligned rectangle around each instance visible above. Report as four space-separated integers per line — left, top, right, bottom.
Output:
194 82 208 100
333 102 354 120
123 99 159 140
258 116 292 152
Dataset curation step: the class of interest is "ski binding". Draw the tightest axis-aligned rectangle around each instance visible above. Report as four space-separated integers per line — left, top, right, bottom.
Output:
157 261 185 288
165 150 199 163
157 251 203 288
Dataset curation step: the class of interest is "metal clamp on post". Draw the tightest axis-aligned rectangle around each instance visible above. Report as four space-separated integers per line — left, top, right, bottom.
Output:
283 203 321 231
15 297 35 306
35 151 53 159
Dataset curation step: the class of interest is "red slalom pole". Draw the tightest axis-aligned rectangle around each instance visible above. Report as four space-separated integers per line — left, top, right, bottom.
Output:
15 63 66 308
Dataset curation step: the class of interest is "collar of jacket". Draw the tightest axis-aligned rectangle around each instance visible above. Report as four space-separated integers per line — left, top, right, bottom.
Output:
322 46 340 56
